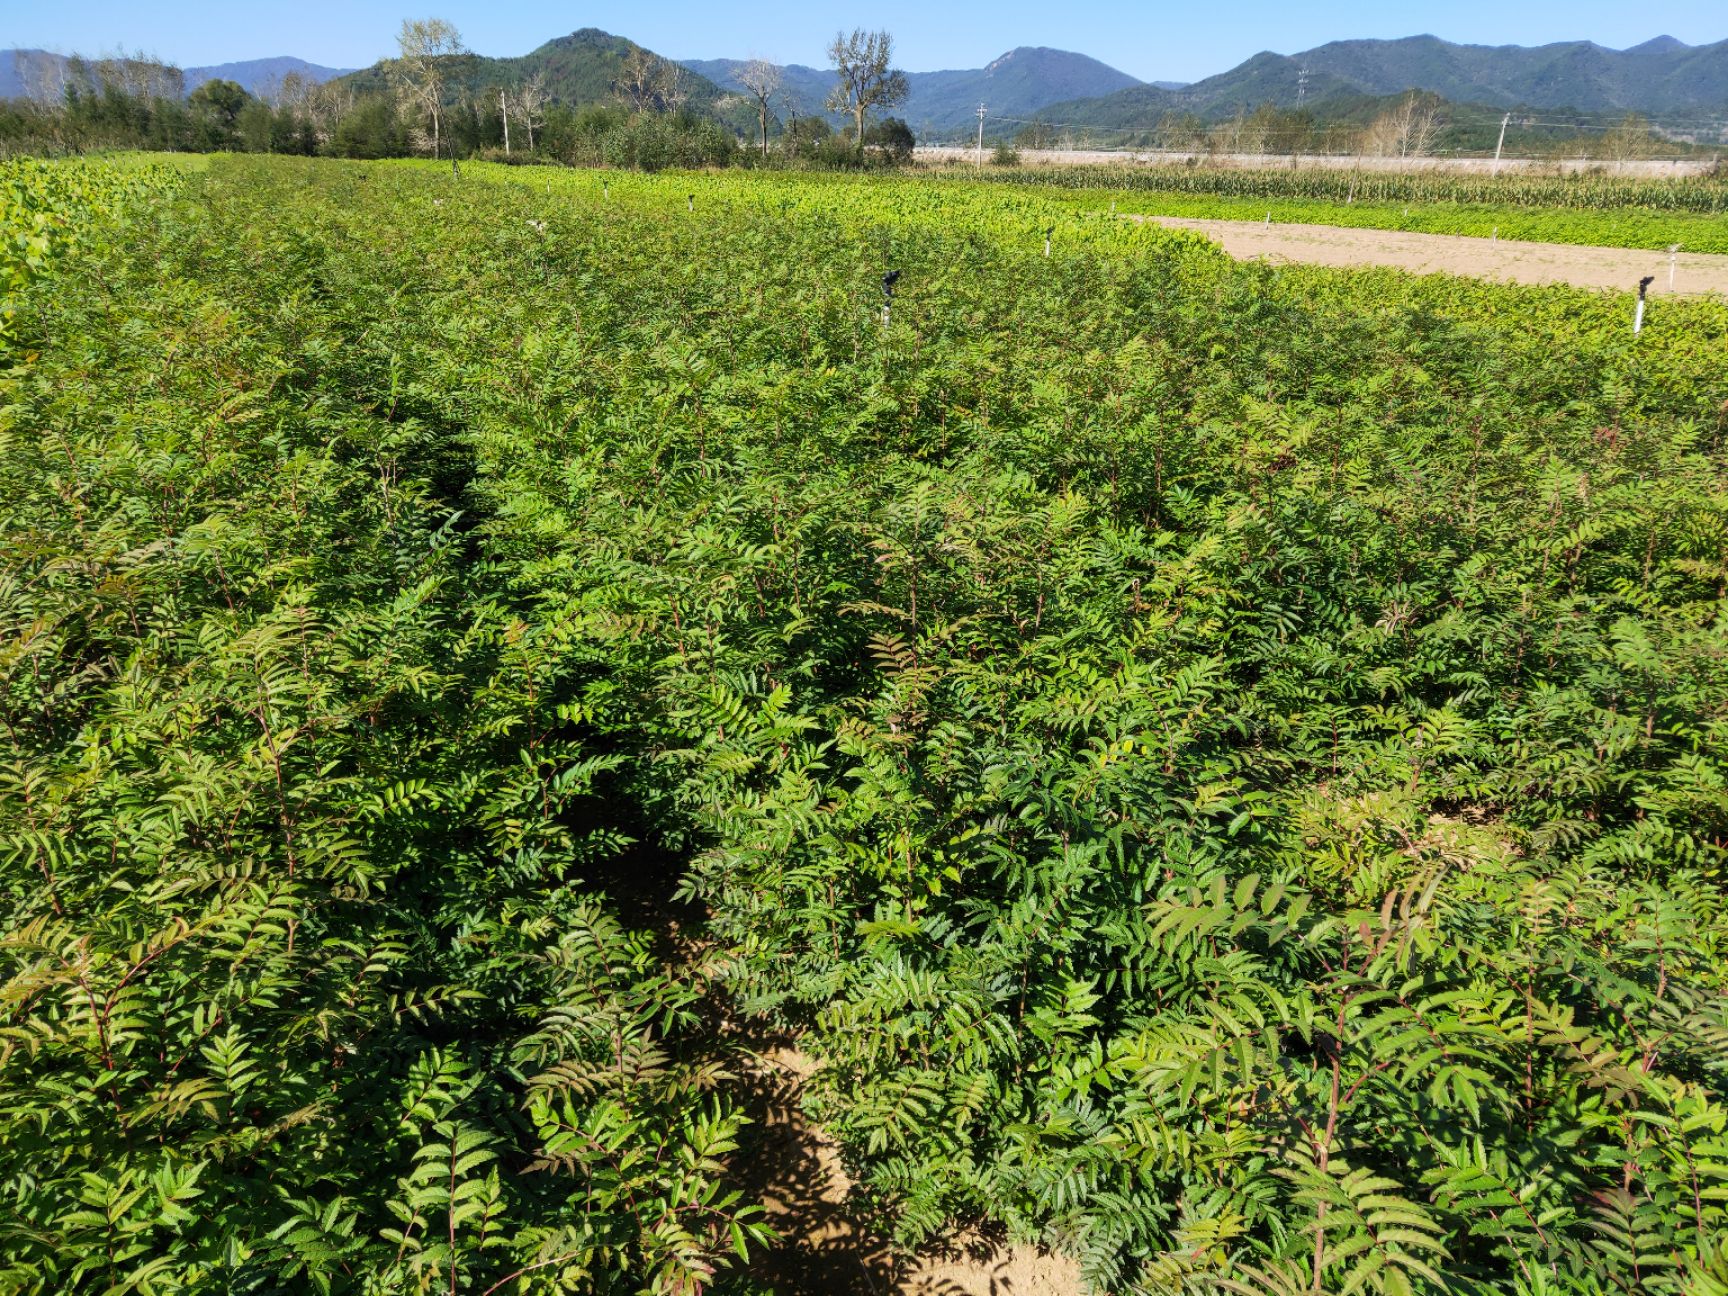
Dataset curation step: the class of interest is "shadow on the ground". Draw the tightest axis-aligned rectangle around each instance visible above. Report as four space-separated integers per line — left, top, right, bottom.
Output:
727 1039 902 1294
728 1041 1046 1295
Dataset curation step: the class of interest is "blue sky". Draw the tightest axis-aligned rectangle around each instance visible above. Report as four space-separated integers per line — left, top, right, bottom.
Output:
3 0 1723 83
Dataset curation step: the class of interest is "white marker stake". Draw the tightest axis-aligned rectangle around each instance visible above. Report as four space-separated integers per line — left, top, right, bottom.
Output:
1634 276 1654 335
1045 226 1052 257
688 194 694 212
1265 211 1271 227
1669 244 1680 292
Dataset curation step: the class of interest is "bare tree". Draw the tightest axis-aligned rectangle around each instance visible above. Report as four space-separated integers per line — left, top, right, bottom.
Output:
124 51 183 102
15 50 70 108
1361 91 1442 159
616 47 660 113
736 59 782 156
389 17 465 159
1602 114 1658 171
660 61 691 115
615 47 690 116
512 73 547 150
825 29 907 145
260 69 315 112
79 49 183 104
304 80 352 148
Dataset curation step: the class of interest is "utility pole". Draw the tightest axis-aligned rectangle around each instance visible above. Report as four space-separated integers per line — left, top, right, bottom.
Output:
976 102 987 167
1493 112 1510 174
500 88 510 156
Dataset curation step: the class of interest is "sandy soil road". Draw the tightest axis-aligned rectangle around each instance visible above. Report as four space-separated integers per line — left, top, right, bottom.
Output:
1135 214 1728 295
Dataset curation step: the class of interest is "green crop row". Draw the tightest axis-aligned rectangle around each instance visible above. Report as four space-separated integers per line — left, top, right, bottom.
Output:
459 156 1728 256
958 161 1728 214
1070 190 1728 255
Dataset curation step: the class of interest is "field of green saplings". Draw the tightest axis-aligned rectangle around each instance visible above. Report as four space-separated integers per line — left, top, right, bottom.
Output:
3 154 1728 1295
956 163 1728 254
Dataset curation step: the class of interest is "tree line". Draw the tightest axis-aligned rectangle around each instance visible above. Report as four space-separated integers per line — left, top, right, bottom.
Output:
1007 91 1677 164
1 20 921 170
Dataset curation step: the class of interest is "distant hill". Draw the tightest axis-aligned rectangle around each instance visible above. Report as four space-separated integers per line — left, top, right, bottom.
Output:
903 48 1142 136
680 59 836 122
686 46 1142 137
1036 34 1728 132
1 49 352 99
340 29 753 131
185 57 355 95
1280 34 1728 113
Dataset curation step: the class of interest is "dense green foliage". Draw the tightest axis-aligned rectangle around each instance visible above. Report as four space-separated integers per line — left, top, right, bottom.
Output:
0 158 177 341
0 157 770 1294
0 84 747 172
4 155 1728 1295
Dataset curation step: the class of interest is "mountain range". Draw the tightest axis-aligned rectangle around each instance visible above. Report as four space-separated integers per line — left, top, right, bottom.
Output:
0 51 352 99
5 31 1726 136
684 47 1144 136
1032 34 1728 136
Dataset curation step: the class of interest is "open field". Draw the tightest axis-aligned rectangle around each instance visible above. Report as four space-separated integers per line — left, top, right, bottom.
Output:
1136 213 1728 292
950 164 1728 254
4 155 1728 1296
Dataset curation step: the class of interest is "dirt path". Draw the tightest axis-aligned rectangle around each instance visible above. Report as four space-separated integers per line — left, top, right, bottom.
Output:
607 848 1087 1295
1135 214 1728 294
738 1045 1085 1295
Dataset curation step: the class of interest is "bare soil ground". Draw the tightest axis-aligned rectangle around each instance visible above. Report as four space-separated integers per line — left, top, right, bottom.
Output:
598 849 1086 1295
1134 214 1728 295
736 1045 1086 1295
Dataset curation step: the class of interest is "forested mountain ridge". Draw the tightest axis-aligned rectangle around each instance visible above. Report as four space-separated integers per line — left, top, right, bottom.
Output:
686 47 1142 135
334 29 757 133
1031 33 1728 133
1283 33 1728 113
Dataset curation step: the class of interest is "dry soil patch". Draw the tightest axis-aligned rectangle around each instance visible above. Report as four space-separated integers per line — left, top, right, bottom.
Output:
1135 214 1728 295
738 1045 1086 1295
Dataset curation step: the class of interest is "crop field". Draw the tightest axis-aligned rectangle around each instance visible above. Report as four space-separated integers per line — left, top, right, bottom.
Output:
1130 217 1728 295
3 154 1728 1296
956 164 1728 255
